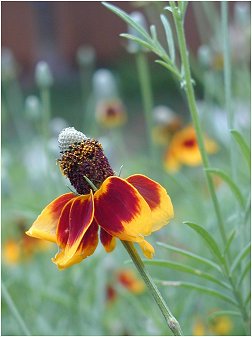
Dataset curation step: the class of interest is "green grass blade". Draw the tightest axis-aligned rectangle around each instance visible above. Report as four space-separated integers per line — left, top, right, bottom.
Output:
184 222 224 264
230 242 251 275
160 14 175 63
230 129 251 169
208 310 242 320
245 291 251 306
205 168 246 208
102 2 151 42
144 259 230 289
156 280 237 306
236 260 251 287
156 242 222 272
2 283 31 336
223 228 237 257
155 60 181 79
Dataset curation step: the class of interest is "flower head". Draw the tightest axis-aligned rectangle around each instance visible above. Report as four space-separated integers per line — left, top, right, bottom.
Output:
164 125 218 173
26 127 174 269
95 99 127 128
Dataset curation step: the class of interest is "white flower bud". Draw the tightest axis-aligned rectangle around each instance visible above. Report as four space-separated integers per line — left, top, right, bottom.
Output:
25 95 41 120
35 61 53 88
1 47 17 81
127 11 148 53
197 45 212 68
76 45 96 67
92 69 117 99
234 2 250 27
58 127 88 153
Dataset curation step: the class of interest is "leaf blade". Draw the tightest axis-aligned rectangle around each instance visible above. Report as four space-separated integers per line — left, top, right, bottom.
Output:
156 280 237 306
160 14 175 63
156 242 222 272
230 242 251 275
205 168 245 208
184 221 224 264
230 129 251 169
144 259 230 289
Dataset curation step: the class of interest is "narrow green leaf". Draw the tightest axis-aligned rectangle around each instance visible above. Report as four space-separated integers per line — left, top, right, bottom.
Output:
156 280 237 306
102 2 151 42
150 25 158 42
120 33 154 51
155 60 181 79
144 259 230 289
208 310 242 320
184 222 224 264
157 242 222 272
236 260 251 287
160 14 175 63
223 228 237 257
230 129 251 169
230 242 251 275
205 168 245 208
245 291 251 306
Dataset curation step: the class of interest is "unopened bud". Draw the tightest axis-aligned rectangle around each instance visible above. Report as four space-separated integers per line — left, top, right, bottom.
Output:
127 11 148 53
35 61 53 88
76 45 96 67
25 96 41 120
92 69 117 99
197 45 212 68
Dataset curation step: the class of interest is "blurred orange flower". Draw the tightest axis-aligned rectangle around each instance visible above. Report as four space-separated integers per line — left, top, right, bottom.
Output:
164 125 218 173
3 235 52 265
95 99 127 128
117 269 145 294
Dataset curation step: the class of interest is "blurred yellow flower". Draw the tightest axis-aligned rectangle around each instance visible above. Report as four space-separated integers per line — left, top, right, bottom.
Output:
164 125 218 173
210 315 233 335
192 314 233 336
192 318 206 336
3 239 21 265
117 269 145 294
95 99 127 128
3 235 52 266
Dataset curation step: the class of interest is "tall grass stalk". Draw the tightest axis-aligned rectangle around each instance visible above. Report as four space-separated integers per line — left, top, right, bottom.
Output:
135 52 155 160
2 283 31 336
221 1 236 180
169 1 227 245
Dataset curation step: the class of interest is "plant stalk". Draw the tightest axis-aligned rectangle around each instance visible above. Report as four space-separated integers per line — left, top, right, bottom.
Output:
2 282 31 336
122 240 183 336
170 2 227 245
135 52 155 160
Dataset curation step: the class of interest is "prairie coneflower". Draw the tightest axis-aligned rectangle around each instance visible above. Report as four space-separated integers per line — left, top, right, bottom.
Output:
152 105 182 145
117 269 145 294
26 127 174 270
164 125 218 173
95 99 127 128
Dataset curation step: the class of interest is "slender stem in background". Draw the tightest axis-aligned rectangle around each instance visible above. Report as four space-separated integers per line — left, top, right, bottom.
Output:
2 283 31 336
135 52 155 160
40 87 51 142
221 1 236 179
122 241 183 336
170 2 227 245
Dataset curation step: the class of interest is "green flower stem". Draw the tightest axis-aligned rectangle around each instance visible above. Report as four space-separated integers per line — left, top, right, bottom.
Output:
122 241 183 336
2 282 31 336
221 1 236 179
170 2 227 245
135 52 155 160
40 87 51 143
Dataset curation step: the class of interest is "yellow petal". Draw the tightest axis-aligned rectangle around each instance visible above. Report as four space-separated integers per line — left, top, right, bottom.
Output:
26 193 76 243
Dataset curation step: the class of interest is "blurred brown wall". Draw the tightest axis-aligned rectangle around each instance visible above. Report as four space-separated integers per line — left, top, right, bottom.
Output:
1 1 134 74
